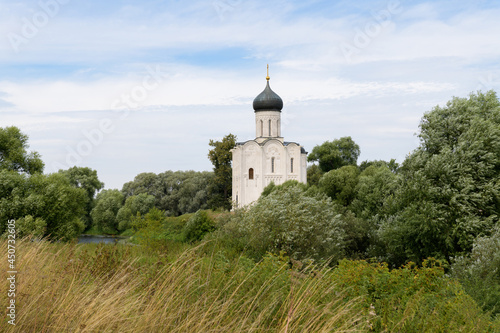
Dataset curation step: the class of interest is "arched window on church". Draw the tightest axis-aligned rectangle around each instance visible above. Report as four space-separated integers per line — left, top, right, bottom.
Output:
271 157 275 173
249 168 254 180
291 158 294 173
268 119 272 136
260 120 263 137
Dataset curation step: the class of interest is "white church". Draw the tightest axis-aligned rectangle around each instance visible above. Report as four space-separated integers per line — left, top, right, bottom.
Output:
231 68 308 208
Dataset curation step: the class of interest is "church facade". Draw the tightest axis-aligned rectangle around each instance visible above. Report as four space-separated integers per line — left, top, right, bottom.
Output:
231 71 307 208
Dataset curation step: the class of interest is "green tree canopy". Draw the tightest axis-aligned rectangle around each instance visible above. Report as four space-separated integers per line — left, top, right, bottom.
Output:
116 193 156 231
0 126 44 174
350 164 398 220
91 189 124 233
0 171 86 240
122 170 213 216
207 133 236 210
59 166 104 229
306 164 323 187
307 136 360 173
379 91 500 265
319 165 360 206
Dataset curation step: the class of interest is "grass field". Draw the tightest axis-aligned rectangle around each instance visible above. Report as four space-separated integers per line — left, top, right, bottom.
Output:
0 237 498 332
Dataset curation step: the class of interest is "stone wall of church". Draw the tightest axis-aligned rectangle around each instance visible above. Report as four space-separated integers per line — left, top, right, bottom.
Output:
232 139 307 208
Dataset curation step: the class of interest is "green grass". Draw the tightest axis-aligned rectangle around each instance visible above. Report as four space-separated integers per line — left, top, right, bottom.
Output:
1 237 499 332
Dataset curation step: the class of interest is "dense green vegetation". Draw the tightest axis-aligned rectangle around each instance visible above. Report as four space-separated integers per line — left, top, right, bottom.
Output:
0 237 498 332
1 91 500 330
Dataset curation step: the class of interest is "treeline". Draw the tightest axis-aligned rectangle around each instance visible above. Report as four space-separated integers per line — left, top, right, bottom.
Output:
91 170 217 233
0 126 227 239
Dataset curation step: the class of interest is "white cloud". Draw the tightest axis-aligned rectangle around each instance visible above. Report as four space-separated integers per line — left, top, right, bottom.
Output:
1 0 499 189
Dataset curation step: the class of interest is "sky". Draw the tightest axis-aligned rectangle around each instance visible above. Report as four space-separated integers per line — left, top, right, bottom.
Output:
1 0 499 189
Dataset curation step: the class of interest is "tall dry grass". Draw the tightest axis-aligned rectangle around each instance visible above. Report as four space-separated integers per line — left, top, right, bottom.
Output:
0 238 366 332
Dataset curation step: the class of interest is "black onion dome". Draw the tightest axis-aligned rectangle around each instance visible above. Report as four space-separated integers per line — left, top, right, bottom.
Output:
253 80 283 112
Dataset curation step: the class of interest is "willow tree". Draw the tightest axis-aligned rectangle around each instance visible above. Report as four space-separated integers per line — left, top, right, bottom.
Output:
380 91 500 265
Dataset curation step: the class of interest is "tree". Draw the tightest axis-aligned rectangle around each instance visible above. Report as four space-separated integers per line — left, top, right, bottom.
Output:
307 164 323 187
0 126 44 174
208 133 236 210
0 171 86 241
379 91 500 266
122 171 214 216
359 159 399 173
91 189 124 233
350 164 398 220
116 193 156 231
307 137 360 173
59 166 104 230
319 165 360 206
121 172 158 198
157 171 213 215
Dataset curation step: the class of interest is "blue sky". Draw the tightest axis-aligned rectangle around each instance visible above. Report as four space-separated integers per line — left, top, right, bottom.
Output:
1 0 500 189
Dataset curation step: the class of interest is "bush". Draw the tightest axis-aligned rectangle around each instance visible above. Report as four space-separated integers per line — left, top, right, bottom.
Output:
332 258 498 332
12 215 46 239
219 183 347 262
451 227 500 317
183 210 216 243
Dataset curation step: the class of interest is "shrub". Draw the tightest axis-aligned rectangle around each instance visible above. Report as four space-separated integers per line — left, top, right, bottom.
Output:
451 227 500 317
12 215 46 239
332 258 498 332
183 210 216 243
220 183 347 262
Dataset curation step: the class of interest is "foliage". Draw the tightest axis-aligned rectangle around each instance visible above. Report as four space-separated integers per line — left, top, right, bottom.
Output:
0 171 86 240
129 207 169 250
307 136 360 173
359 158 399 173
183 210 216 243
350 164 398 220
219 182 347 262
207 133 236 210
122 170 214 216
14 215 46 239
1 238 497 333
379 91 500 266
90 189 124 234
0 126 44 174
116 193 156 231
130 207 165 232
319 165 360 206
306 164 323 186
452 226 500 317
332 258 498 332
58 166 104 230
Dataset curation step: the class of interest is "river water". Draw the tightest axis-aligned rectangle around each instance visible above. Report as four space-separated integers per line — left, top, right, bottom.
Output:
78 235 127 244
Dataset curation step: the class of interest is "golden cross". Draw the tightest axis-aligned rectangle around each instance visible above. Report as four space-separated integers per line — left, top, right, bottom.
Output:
266 64 270 81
